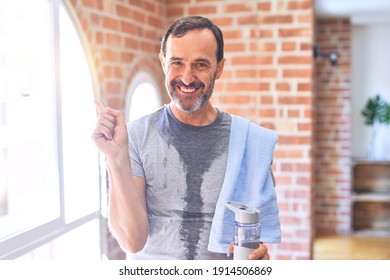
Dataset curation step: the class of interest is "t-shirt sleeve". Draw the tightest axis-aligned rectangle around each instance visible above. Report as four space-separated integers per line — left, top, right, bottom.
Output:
127 122 145 178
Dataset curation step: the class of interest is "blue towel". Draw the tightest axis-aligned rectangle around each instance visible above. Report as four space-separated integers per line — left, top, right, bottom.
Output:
208 115 281 253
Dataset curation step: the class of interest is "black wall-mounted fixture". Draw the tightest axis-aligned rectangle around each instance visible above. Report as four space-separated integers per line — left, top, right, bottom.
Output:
313 46 338 66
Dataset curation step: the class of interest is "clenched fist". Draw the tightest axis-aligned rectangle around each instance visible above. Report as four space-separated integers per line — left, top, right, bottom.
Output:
92 100 128 160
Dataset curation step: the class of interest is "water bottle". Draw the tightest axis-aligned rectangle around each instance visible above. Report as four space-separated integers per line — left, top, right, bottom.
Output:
226 201 260 260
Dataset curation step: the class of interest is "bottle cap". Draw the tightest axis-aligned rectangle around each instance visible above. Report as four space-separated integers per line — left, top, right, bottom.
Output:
226 201 259 224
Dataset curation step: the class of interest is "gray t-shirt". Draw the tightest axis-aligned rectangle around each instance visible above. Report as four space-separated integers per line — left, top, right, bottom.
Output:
126 105 232 260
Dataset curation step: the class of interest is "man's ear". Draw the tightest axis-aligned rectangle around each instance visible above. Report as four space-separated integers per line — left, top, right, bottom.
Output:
159 53 166 74
215 58 225 79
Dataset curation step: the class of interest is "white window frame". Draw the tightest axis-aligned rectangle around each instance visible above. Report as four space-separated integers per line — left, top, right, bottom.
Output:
0 0 102 259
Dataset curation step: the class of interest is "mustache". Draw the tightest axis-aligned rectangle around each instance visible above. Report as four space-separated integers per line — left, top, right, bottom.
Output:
170 80 205 89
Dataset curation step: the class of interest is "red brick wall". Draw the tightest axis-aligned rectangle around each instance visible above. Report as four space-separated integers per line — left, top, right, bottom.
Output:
65 0 315 260
314 18 352 236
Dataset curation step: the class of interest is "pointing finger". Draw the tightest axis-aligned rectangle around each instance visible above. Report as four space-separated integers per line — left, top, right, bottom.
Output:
95 100 106 113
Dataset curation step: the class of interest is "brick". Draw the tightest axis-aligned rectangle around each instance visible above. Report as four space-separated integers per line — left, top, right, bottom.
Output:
227 82 259 92
223 30 242 40
278 96 312 105
259 83 270 91
133 10 146 23
276 120 294 131
120 51 134 63
288 109 300 118
238 15 257 25
279 136 312 145
260 108 276 118
259 69 278 78
102 16 119 30
212 17 233 27
223 3 253 13
96 32 104 44
257 2 271 11
276 82 291 91
282 69 312 78
297 82 312 92
235 69 256 78
258 29 274 38
274 176 293 185
251 42 276 52
260 95 274 104
282 42 296 51
279 28 312 38
101 48 118 62
167 6 184 17
300 42 312 51
219 95 250 104
125 37 138 49
259 15 294 25
188 6 217 15
278 56 312 64
116 4 131 18
81 0 96 9
106 81 121 94
274 149 304 158
231 56 258 66
298 14 313 24
121 21 138 35
288 1 312 10
225 42 245 52
106 33 122 47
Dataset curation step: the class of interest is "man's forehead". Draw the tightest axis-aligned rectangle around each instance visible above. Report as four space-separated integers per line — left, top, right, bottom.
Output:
166 29 217 60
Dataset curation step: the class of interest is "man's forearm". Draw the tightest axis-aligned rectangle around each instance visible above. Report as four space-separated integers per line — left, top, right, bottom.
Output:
106 154 149 253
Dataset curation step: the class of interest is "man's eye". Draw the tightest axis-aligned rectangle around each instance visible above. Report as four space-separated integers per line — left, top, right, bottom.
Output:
171 61 182 66
197 63 207 69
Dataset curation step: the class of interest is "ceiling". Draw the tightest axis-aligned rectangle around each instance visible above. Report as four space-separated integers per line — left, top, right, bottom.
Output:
315 0 390 24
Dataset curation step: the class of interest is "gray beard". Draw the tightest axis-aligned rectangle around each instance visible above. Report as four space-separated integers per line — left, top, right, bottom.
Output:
168 72 217 113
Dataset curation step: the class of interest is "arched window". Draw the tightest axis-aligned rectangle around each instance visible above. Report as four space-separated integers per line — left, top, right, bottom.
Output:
126 71 162 122
0 1 100 259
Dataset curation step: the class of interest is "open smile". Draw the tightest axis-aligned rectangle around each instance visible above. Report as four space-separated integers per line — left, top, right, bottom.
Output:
172 80 205 95
178 85 199 94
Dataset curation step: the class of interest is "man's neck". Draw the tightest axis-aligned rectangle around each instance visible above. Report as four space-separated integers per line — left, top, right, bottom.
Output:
169 102 218 126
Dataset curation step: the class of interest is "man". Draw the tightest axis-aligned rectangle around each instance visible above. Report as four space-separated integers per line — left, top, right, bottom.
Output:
93 16 280 260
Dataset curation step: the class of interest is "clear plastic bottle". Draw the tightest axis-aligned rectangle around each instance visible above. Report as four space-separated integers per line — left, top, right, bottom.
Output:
226 201 260 260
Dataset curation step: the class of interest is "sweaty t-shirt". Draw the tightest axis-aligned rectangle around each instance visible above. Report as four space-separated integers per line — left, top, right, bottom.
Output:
126 105 232 260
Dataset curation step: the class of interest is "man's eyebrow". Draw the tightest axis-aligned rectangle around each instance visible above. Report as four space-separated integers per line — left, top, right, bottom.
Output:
169 56 183 61
168 57 212 65
194 58 211 64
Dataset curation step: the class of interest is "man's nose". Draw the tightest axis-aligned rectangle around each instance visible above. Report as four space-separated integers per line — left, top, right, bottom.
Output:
181 65 195 86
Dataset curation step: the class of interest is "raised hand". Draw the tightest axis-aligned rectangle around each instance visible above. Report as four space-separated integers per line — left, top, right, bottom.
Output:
92 100 128 159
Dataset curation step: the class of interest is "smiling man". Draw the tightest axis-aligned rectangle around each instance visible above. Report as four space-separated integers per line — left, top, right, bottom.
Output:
92 16 281 260
162 28 223 117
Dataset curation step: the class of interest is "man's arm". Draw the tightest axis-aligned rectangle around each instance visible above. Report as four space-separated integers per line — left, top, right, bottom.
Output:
92 100 149 253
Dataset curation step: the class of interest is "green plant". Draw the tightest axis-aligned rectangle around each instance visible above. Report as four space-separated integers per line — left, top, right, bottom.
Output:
361 94 390 125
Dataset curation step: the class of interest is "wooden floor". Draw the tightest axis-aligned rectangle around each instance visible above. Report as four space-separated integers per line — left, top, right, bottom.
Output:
313 235 390 260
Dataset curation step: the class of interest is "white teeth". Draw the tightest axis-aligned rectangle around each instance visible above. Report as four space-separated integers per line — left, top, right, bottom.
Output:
180 86 195 93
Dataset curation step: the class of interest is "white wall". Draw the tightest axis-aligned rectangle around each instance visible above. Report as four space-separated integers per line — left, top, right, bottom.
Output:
351 24 390 160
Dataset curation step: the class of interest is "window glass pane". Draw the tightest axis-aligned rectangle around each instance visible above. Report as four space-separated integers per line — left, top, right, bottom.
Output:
0 0 60 239
59 5 99 222
129 83 161 121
